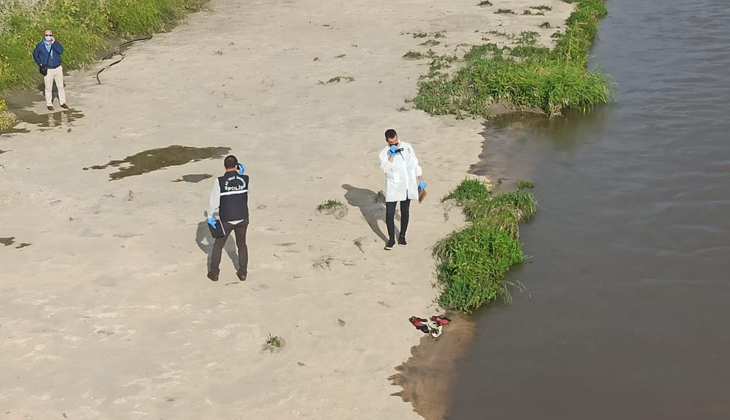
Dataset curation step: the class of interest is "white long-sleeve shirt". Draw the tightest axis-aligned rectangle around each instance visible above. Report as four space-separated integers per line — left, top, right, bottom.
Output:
379 141 423 202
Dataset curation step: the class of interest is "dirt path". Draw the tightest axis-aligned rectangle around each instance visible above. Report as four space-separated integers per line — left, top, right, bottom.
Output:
0 0 571 418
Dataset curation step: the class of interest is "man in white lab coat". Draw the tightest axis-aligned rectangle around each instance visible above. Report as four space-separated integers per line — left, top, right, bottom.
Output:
379 129 424 250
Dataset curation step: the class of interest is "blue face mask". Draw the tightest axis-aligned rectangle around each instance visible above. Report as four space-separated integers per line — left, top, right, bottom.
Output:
44 35 52 41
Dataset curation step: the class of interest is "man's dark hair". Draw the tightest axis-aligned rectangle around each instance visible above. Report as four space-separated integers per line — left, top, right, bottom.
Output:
224 155 238 169
385 129 397 139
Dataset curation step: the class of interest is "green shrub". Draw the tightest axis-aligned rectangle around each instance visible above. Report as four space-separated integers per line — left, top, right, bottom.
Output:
442 178 491 205
436 179 537 313
434 223 524 312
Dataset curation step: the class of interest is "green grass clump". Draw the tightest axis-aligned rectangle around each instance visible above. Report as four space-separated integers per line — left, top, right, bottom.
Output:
317 199 344 212
353 238 364 253
320 76 355 84
495 9 516 14
414 0 613 117
517 179 535 189
0 0 206 94
403 50 425 59
442 177 491 206
461 190 534 221
0 98 16 129
478 0 493 6
263 334 284 352
531 4 552 10
419 39 441 47
435 223 524 312
435 179 537 313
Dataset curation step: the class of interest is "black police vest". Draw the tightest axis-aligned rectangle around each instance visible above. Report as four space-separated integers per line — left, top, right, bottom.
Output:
218 172 249 222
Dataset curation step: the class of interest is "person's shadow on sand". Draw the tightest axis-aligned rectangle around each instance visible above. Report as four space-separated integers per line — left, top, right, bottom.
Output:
195 221 239 272
342 184 397 242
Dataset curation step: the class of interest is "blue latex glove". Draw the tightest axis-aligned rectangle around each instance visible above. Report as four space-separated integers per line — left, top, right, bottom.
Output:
236 163 245 175
207 217 217 229
389 145 398 155
419 180 427 190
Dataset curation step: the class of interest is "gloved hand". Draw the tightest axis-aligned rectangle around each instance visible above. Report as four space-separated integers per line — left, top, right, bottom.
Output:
389 145 398 155
207 217 217 229
236 163 245 175
419 180 427 190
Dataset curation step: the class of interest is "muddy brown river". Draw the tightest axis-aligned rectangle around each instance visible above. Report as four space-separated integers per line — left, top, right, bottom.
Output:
446 0 730 419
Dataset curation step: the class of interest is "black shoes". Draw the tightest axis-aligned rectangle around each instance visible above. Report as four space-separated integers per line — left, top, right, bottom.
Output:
385 236 407 250
209 271 246 281
60 103 69 110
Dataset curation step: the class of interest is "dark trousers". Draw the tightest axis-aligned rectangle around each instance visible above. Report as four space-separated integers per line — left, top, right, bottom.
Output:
386 199 411 241
210 220 249 275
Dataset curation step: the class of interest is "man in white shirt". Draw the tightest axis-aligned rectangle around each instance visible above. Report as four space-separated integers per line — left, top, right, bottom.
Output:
378 129 424 250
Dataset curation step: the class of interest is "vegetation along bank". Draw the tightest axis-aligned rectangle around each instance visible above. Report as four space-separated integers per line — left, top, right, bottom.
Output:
436 179 537 313
431 1 611 315
415 0 613 117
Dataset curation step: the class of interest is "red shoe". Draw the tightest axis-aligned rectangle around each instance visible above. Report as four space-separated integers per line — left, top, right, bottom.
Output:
47 106 54 111
409 316 430 334
60 104 69 110
430 315 451 326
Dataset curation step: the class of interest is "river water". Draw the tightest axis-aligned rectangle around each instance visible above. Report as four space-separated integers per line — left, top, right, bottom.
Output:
446 0 730 419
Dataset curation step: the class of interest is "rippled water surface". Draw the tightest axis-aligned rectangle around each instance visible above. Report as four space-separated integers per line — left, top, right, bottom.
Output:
447 0 730 419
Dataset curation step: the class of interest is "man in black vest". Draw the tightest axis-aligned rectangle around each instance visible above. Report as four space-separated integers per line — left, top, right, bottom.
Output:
206 155 250 282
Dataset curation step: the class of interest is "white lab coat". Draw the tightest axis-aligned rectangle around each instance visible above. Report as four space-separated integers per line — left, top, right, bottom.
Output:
379 141 423 202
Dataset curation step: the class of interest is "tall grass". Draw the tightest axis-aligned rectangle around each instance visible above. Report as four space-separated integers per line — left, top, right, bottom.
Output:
435 179 537 313
0 97 16 127
414 0 613 117
0 0 206 94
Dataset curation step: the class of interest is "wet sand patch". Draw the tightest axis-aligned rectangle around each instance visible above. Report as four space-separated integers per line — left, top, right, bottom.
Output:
172 174 213 183
83 146 230 180
390 313 474 420
2 90 84 133
0 237 31 249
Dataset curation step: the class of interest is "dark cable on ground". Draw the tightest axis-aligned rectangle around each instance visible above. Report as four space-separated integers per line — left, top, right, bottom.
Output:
96 36 152 84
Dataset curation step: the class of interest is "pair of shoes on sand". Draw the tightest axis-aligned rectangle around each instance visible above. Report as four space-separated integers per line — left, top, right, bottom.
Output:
384 236 407 251
409 315 452 338
207 271 247 282
47 104 69 111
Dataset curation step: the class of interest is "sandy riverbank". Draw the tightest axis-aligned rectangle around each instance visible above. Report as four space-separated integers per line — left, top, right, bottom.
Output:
0 0 571 418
